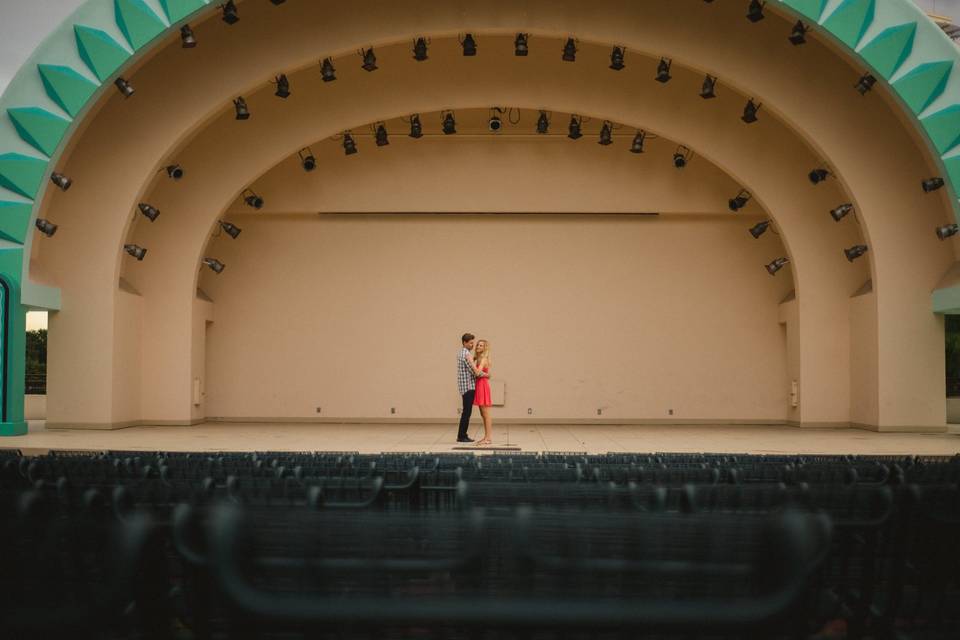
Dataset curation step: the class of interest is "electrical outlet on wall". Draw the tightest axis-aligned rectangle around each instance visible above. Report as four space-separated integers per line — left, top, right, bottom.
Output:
597 408 602 416
668 409 674 415
390 407 396 414
316 407 322 414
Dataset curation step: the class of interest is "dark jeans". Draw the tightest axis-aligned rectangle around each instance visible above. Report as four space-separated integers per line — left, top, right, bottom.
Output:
458 390 475 439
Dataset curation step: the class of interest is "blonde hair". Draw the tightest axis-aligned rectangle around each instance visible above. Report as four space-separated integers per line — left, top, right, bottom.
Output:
474 340 491 367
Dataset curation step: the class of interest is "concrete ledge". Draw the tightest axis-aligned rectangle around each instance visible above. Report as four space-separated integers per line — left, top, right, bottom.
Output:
46 419 205 430
786 421 851 429
206 416 788 426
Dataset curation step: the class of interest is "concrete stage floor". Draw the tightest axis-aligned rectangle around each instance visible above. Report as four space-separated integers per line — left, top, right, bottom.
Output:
1 421 958 456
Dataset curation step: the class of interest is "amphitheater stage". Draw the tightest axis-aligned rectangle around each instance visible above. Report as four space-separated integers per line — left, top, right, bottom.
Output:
2 421 958 456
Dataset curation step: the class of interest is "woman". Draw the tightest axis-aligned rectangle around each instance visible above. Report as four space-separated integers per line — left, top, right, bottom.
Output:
472 340 493 445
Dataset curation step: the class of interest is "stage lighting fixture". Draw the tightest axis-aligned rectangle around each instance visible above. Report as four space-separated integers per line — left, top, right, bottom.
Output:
114 77 135 98
567 115 583 140
728 190 751 211
180 25 197 48
50 172 72 191
461 33 477 56
789 21 808 45
630 130 646 153
165 165 184 180
515 33 529 56
537 111 550 134
855 73 876 95
488 108 504 132
409 114 423 138
656 58 672 83
765 257 789 275
274 74 291 98
124 244 147 261
936 224 959 240
742 99 761 124
243 190 264 209
673 146 690 169
747 0 766 22
221 1 239 24
598 121 613 145
413 37 429 61
562 38 577 62
442 111 457 135
138 203 160 222
808 168 830 184
270 0 286 4
360 48 378 71
234 97 250 120
342 132 358 154
219 221 242 239
830 203 853 222
922 177 945 193
749 220 771 239
375 123 390 146
844 244 868 262
609 46 625 71
320 58 336 82
203 258 225 274
36 219 58 237
700 74 717 99
299 148 316 172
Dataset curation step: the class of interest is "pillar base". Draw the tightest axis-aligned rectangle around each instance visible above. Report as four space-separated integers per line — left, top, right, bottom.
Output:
0 421 28 436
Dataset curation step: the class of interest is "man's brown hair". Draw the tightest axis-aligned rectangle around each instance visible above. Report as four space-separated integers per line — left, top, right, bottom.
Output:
461 333 475 343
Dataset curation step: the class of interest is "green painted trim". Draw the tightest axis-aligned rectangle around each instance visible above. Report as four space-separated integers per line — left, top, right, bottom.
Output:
6 107 71 157
782 0 828 21
0 154 47 200
159 0 207 23
115 0 168 52
858 23 916 79
892 60 954 114
0 202 32 245
75 24 132 82
0 247 27 435
920 104 960 154
38 64 99 118
823 0 876 49
933 284 960 314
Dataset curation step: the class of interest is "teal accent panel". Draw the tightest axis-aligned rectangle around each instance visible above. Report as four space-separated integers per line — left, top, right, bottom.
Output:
38 64 99 118
943 156 960 197
823 0 876 49
0 154 47 200
75 25 131 81
6 108 71 157
781 0 829 21
892 60 954 114
159 0 206 23
0 202 31 245
933 285 960 314
921 105 960 154
858 23 916 79
115 0 167 51
0 247 27 436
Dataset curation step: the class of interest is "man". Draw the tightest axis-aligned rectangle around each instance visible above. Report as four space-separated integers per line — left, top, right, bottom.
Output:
456 332 487 443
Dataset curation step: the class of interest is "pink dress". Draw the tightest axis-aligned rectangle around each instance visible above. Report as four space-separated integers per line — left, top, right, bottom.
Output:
473 367 492 407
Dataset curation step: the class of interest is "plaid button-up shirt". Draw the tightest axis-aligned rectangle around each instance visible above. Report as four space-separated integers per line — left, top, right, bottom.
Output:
457 347 476 395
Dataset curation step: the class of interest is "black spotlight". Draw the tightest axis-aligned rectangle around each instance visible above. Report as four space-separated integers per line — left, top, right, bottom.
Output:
936 223 959 240
342 132 358 154
375 123 389 146
219 221 242 239
138 203 160 222
742 99 761 124
320 58 336 82
243 190 264 209
830 203 853 222
221 1 239 24
442 111 456 135
413 37 429 61
844 245 869 262
609 46 625 71
765 257 789 276
728 190 751 211
630 130 646 154
536 111 550 134
749 220 771 239
567 115 583 140
124 244 147 261
656 57 672 83
922 177 945 192
165 164 184 180
461 33 477 56
50 172 72 191
673 146 690 169
598 121 613 146
515 33 529 56
35 219 58 237
700 74 717 99
562 37 577 62
789 21 808 45
855 73 876 95
115 77 135 98
180 25 197 48
360 48 378 72
274 74 290 98
808 168 830 184
299 148 316 172
747 0 766 22
234 97 250 120
409 114 423 138
203 258 225 274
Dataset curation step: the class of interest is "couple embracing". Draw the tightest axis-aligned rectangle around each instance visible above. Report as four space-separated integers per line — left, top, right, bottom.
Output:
456 333 493 445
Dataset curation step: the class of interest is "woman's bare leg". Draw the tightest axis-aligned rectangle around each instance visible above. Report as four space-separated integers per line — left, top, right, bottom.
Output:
478 406 492 444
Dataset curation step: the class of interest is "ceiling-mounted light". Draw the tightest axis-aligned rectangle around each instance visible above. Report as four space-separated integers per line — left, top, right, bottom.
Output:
536 111 550 134
567 115 583 140
138 203 160 222
854 72 876 95
375 123 389 146
656 58 672 83
180 24 197 48
409 114 423 138
233 97 250 120
747 0 766 22
728 190 751 212
808 168 831 184
50 172 72 191
830 203 854 222
165 164 184 180
360 48 378 71
609 46 625 71
114 77 135 98
630 130 646 154
35 219 57 237
514 33 529 56
221 1 239 24
461 33 477 56
298 148 316 172
598 121 613 145
124 244 147 261
243 189 264 209
700 74 717 99
273 74 290 98
765 257 789 276
562 37 577 62
673 145 691 169
442 111 456 135
203 258 225 274
342 132 358 154
320 58 336 82
789 21 808 45
936 224 959 240
741 99 761 124
844 245 869 262
749 220 771 239
413 37 429 61
922 177 945 193
219 221 242 239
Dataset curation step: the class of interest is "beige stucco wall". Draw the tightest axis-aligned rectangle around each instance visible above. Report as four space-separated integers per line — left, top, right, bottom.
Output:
850 290 880 428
